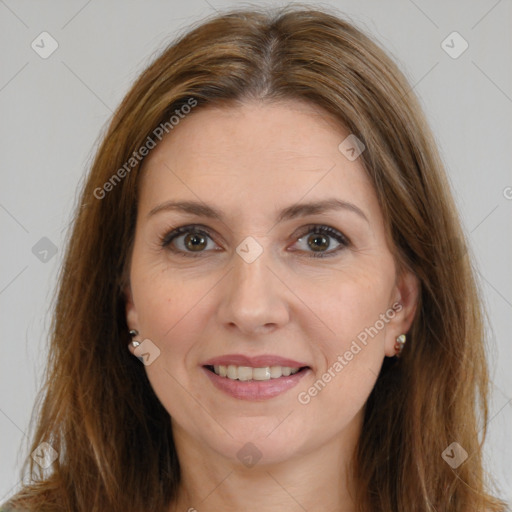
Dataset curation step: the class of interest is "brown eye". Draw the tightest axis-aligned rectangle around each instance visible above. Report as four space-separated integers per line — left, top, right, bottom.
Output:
161 225 217 257
306 233 330 252
182 232 208 251
160 224 349 259
292 225 350 258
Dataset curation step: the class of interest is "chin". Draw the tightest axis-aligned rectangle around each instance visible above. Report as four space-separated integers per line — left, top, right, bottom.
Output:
201 417 313 466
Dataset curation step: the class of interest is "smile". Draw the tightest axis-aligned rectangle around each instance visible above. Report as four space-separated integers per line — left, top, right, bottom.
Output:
206 364 304 381
202 364 311 400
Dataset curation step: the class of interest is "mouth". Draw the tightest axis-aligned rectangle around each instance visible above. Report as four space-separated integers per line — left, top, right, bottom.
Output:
201 362 311 400
204 364 310 381
201 354 312 400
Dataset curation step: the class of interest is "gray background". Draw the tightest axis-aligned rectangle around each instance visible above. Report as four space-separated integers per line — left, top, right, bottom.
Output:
1 0 510 505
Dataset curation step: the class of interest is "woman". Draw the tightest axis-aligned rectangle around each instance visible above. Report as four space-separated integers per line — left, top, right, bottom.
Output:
2 5 508 512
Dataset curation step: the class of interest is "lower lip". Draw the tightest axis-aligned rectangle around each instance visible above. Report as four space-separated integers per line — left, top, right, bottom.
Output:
201 366 310 400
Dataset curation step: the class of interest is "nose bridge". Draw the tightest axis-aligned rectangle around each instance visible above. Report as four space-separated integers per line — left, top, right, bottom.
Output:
217 236 289 333
233 242 270 292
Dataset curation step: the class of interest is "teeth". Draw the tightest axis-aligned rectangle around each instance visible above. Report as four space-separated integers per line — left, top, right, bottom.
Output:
270 366 282 378
253 367 271 380
237 366 253 381
211 364 301 381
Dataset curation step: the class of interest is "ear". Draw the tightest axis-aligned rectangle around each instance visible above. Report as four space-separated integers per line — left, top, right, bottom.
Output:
384 268 420 357
124 283 140 355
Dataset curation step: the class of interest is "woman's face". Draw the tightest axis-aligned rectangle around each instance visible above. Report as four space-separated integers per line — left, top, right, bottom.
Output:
125 99 418 466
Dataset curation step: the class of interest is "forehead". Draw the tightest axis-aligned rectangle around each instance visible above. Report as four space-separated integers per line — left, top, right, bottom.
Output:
138 100 380 226
147 99 344 155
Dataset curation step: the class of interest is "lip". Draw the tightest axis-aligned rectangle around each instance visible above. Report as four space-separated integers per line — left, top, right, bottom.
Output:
201 365 311 401
202 354 309 368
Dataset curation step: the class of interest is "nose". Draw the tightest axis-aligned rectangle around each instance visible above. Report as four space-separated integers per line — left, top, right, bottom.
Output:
216 242 290 336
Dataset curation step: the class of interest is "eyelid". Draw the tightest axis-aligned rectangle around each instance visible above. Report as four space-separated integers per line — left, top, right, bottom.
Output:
159 223 217 248
159 223 351 258
290 224 350 258
293 224 350 245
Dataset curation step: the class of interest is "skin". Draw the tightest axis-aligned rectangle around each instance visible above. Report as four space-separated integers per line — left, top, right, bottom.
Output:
125 99 419 512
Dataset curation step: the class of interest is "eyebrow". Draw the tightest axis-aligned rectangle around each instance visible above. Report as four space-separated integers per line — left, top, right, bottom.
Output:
148 198 369 224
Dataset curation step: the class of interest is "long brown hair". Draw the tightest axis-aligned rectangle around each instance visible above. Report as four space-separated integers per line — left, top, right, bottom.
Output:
4 4 507 511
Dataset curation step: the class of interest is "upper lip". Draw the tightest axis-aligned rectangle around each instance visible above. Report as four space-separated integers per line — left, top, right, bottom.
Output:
202 354 309 368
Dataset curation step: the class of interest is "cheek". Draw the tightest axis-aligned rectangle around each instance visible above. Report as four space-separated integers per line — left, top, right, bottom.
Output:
130 260 220 380
130 248 197 331
295 265 394 399
295 263 395 342
130 268 211 412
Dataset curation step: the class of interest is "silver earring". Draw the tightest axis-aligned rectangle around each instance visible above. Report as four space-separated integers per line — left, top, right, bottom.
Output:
129 329 140 348
394 334 406 357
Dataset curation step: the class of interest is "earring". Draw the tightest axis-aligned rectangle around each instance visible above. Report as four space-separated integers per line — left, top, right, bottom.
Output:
129 329 140 348
394 334 406 357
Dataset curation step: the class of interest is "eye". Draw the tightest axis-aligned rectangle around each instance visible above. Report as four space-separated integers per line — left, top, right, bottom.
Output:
291 224 350 258
160 224 219 257
160 224 350 258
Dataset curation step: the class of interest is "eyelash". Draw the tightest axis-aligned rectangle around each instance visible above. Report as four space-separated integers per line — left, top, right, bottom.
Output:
159 224 350 259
